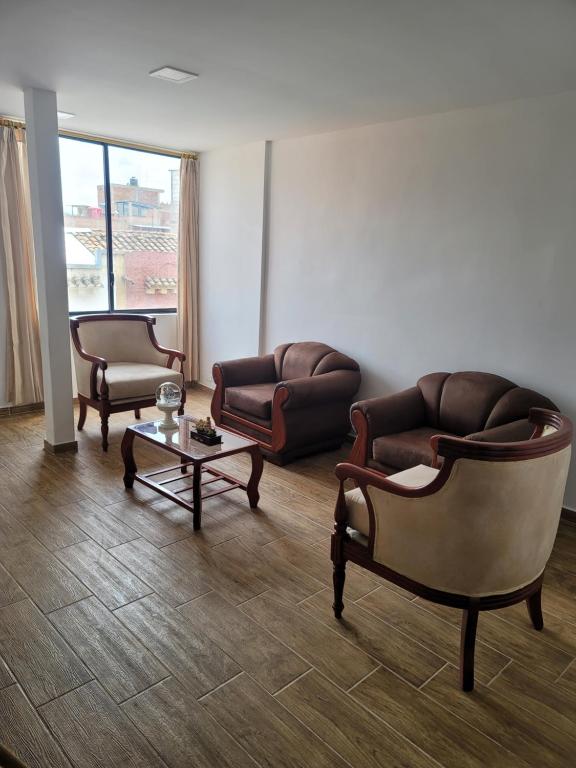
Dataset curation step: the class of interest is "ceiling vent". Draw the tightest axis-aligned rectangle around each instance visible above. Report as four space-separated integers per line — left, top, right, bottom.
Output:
149 66 198 84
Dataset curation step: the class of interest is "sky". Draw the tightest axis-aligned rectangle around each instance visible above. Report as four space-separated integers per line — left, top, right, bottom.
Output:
59 137 180 208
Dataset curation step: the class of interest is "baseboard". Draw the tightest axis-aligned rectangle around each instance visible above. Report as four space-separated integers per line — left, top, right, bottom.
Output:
0 401 44 418
44 439 78 454
562 507 576 526
189 381 214 394
0 386 211 418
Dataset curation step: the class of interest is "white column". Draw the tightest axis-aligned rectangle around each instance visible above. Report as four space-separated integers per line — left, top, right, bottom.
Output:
24 88 77 452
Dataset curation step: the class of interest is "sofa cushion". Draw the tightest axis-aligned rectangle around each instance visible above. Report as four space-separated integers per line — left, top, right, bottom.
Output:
279 342 337 380
417 372 450 428
97 363 182 402
466 419 535 443
372 427 449 470
345 487 370 538
484 387 558 429
225 382 276 420
346 464 440 537
438 372 515 436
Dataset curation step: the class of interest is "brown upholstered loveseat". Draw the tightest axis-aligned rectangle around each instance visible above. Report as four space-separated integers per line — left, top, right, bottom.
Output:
211 342 361 463
349 371 557 474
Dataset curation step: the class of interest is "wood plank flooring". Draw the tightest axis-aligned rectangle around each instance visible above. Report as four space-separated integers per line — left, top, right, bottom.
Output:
0 390 575 767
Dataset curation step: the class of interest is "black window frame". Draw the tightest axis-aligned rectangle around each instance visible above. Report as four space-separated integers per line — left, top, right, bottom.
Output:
61 134 178 316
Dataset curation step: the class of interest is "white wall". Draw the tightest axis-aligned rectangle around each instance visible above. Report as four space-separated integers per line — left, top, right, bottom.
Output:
263 89 576 505
197 88 576 508
198 141 268 387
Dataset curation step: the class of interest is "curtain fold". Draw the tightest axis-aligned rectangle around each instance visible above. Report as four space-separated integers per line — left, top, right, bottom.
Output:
177 155 200 383
0 125 43 405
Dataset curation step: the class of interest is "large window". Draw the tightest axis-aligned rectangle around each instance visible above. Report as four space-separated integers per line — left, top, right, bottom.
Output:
60 137 180 313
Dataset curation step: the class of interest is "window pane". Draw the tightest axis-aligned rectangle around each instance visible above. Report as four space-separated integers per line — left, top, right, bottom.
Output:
108 147 180 310
60 138 109 312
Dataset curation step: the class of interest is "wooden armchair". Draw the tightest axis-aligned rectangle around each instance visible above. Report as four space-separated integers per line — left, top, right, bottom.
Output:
332 408 572 691
70 314 186 451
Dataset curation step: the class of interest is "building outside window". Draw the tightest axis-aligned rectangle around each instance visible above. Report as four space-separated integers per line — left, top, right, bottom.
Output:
59 137 180 313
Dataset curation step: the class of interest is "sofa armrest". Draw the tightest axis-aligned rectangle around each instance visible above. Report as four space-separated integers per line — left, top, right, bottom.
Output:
351 386 426 439
213 355 276 388
466 419 535 443
277 370 360 410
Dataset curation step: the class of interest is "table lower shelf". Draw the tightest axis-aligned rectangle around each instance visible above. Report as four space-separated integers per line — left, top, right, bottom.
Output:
133 460 249 530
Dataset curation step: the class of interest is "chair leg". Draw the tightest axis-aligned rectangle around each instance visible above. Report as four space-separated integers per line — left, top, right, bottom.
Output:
101 411 109 452
178 387 186 416
460 605 479 692
77 400 87 431
333 561 346 619
526 586 544 631
134 409 141 419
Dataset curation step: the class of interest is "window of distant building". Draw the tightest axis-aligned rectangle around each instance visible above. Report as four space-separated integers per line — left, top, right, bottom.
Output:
59 136 180 313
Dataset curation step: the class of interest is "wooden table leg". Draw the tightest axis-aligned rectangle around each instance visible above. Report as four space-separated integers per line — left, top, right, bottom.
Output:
121 430 137 489
247 446 263 508
192 462 202 530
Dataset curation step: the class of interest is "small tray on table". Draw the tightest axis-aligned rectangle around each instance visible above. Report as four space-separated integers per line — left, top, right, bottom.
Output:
189 429 222 446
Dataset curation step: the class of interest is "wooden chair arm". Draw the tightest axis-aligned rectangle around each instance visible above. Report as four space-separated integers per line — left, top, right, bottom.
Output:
146 323 186 369
335 461 450 499
155 347 186 361
79 351 108 368
70 320 108 399
155 346 186 369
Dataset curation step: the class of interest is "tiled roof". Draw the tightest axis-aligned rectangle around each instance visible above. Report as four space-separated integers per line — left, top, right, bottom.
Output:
145 277 177 292
67 274 104 288
70 229 177 253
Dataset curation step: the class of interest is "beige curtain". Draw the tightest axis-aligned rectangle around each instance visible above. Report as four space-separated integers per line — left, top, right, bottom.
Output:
0 124 43 405
177 154 199 382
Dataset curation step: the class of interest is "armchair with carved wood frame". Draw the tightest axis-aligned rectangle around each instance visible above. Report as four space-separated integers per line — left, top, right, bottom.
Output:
332 408 572 691
70 314 186 451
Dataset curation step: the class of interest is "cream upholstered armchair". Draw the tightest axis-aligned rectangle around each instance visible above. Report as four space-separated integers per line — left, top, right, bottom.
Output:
332 408 572 691
70 314 185 451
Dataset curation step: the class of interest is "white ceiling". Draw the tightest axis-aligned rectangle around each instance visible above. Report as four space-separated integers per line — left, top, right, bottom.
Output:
1 0 576 151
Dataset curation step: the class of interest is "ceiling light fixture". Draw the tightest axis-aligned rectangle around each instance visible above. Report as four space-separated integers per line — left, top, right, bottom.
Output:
57 111 75 120
149 66 198 84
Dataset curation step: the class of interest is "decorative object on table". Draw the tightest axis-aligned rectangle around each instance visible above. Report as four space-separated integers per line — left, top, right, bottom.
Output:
190 416 222 445
156 381 182 431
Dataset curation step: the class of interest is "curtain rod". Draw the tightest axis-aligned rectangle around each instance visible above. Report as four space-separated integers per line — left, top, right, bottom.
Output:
0 116 197 159
0 117 25 129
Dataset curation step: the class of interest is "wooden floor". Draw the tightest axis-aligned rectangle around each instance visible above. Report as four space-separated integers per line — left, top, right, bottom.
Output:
1 388 576 768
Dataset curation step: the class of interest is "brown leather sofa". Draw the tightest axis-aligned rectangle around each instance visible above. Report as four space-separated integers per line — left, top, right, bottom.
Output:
349 371 557 474
211 342 361 463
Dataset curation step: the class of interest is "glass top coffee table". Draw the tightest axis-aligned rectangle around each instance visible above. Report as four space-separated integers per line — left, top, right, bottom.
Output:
121 415 263 531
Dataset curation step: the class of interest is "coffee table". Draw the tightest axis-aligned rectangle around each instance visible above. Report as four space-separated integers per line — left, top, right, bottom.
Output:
121 416 263 530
